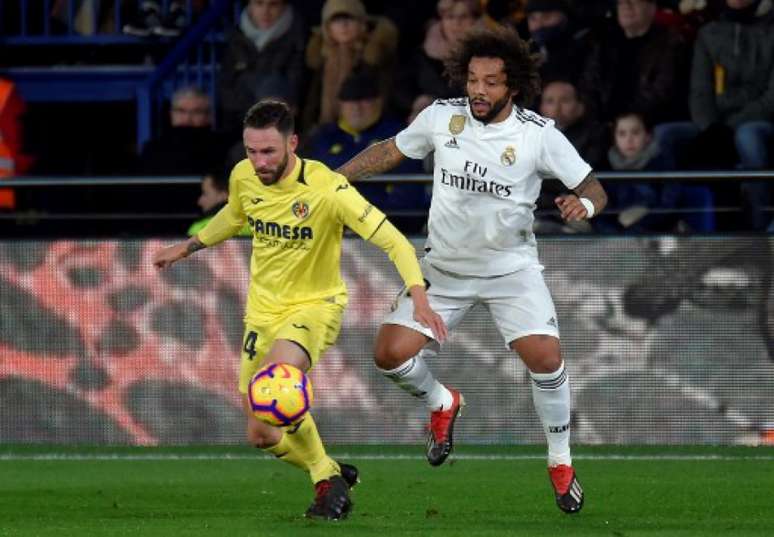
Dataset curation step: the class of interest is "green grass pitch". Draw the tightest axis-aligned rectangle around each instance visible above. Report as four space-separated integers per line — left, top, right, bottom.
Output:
1 445 773 536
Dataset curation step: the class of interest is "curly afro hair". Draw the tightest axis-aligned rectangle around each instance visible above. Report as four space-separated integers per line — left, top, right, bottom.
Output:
444 26 541 107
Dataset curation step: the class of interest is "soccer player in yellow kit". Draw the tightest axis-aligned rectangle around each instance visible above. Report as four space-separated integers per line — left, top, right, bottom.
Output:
152 99 447 520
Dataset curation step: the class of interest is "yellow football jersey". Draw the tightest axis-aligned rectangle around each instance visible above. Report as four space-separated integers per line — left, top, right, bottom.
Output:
198 156 395 321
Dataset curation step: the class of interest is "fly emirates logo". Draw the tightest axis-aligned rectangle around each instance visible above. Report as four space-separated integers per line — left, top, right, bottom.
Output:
440 160 512 198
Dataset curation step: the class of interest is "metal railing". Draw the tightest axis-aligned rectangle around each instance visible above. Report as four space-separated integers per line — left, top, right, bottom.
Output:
1 171 772 231
1 0 234 149
3 170 773 186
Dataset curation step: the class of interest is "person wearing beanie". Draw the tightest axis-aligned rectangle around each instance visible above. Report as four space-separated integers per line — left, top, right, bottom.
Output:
303 0 399 131
304 69 427 225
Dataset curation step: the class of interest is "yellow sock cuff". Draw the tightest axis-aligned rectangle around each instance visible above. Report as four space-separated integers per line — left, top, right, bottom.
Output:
308 456 340 484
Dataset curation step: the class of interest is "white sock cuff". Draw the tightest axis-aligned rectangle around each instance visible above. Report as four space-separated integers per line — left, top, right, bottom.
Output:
529 361 567 390
377 357 420 380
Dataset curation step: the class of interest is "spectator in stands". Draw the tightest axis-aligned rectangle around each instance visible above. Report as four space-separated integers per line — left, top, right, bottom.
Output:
304 69 428 216
539 78 609 169
581 0 690 124
137 86 228 176
303 0 399 131
394 0 483 117
0 78 34 210
525 0 594 85
690 0 774 229
188 170 251 237
482 0 528 30
219 0 306 137
656 0 774 230
123 1 187 37
602 111 715 233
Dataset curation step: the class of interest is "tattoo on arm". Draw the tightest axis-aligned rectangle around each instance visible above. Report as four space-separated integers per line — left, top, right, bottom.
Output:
573 173 608 214
186 237 207 256
335 138 406 182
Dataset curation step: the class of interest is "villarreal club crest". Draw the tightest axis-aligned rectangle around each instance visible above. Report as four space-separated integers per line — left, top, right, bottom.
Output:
292 200 310 220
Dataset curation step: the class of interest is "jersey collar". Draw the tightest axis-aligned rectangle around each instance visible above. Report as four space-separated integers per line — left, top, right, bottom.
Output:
273 155 302 191
466 102 518 133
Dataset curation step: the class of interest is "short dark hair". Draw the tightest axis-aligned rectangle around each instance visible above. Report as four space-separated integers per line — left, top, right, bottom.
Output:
243 99 295 136
444 26 541 107
204 167 229 193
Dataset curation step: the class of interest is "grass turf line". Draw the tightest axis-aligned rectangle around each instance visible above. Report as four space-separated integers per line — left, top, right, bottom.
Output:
1 446 772 536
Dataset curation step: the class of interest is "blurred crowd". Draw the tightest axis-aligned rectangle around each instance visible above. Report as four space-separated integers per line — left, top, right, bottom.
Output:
1 0 773 232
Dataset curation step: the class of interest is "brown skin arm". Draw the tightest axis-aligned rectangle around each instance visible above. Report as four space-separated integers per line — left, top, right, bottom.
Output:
555 173 608 222
335 137 407 182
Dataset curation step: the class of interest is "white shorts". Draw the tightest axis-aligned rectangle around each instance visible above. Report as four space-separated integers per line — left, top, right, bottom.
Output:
384 260 559 347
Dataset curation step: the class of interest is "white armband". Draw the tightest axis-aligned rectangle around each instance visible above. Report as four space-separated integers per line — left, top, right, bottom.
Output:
579 197 595 218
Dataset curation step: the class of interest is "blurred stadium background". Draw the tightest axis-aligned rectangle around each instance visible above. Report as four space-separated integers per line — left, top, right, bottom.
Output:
1 1 774 534
1 0 773 447
1 236 772 446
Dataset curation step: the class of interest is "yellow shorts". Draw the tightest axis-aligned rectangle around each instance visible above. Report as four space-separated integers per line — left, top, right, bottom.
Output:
238 301 344 393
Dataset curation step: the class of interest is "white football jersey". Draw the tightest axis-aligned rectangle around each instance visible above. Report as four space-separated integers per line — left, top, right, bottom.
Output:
395 97 592 277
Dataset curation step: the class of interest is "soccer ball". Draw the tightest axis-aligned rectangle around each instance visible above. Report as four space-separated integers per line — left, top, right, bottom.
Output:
248 363 313 426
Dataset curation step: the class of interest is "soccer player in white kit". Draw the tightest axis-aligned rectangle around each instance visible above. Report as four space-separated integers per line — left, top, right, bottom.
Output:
337 26 607 514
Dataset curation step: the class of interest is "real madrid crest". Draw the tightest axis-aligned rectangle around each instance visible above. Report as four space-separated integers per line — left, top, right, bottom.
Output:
500 146 516 166
291 200 310 220
448 115 466 136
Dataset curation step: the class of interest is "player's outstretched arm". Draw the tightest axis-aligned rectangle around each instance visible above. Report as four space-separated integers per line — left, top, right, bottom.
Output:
555 173 608 222
335 137 406 182
152 236 207 269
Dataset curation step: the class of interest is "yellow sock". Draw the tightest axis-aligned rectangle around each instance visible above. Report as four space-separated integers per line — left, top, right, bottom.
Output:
263 430 306 471
285 413 340 483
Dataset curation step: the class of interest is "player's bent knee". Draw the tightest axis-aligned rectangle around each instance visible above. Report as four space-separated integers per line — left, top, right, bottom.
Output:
539 354 563 373
511 335 562 373
374 341 404 369
374 324 428 369
373 338 415 370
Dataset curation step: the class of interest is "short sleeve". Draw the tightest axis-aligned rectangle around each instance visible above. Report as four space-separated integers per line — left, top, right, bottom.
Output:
394 102 436 159
537 125 593 190
331 176 388 240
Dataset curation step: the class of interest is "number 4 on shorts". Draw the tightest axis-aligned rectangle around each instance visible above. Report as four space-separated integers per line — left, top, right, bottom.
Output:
243 331 258 361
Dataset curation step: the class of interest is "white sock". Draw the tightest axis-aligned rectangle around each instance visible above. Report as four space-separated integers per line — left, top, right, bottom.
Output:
530 361 572 467
378 350 452 411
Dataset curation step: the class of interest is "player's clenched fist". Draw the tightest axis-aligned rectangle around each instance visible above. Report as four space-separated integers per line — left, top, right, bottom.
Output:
555 195 589 222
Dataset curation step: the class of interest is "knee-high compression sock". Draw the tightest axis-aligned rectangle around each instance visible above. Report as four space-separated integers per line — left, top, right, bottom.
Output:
529 361 572 467
281 413 340 484
378 350 453 411
264 429 306 471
